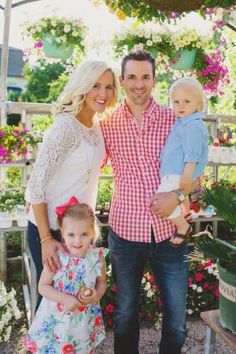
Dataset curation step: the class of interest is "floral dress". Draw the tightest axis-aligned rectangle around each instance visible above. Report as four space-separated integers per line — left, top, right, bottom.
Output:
25 247 108 354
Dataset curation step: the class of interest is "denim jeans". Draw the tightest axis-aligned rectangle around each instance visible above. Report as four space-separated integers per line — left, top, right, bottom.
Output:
108 228 189 354
27 221 61 309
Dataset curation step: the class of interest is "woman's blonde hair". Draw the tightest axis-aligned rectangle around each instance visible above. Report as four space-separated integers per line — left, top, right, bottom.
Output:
54 60 118 116
57 203 100 244
169 77 206 111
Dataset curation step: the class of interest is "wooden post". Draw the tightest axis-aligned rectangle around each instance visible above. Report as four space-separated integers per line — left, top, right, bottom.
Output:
0 232 7 282
0 0 12 126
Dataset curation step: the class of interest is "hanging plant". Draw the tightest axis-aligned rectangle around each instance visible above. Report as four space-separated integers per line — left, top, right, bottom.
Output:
23 17 87 59
112 22 230 98
92 0 235 23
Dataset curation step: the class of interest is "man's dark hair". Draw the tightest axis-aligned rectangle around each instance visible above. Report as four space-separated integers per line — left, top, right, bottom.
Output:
121 50 156 78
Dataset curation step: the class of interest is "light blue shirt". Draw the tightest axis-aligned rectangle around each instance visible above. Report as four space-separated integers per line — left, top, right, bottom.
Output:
160 112 209 179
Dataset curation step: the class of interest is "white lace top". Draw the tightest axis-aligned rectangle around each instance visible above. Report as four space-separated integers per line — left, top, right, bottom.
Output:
25 113 105 230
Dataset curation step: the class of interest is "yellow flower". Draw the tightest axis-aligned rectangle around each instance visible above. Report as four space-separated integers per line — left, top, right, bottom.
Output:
116 9 126 20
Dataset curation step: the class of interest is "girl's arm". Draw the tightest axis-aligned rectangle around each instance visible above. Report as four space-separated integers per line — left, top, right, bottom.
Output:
79 256 107 305
38 266 81 311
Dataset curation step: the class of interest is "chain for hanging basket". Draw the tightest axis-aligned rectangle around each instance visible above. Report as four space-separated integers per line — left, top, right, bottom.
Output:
142 0 205 12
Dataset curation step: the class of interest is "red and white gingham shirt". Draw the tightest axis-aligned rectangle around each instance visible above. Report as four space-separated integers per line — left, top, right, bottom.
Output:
101 98 177 243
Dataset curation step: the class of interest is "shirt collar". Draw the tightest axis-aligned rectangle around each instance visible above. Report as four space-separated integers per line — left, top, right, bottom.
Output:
122 97 157 123
179 111 203 125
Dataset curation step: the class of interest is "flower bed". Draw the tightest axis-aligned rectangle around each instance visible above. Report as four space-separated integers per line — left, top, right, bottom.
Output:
101 259 219 329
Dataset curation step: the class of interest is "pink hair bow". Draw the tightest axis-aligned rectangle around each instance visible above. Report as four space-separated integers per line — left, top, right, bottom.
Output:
55 196 80 218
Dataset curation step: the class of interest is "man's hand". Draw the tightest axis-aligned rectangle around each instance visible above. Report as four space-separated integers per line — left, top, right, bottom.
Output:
41 238 65 274
150 191 178 218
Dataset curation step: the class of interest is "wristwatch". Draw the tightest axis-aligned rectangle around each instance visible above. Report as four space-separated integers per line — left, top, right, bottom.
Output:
172 189 185 204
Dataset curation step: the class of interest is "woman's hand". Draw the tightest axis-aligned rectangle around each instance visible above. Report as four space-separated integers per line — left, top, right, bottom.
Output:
41 238 65 274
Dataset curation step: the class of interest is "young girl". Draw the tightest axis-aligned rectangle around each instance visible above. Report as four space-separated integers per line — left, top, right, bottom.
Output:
157 77 209 246
25 197 107 353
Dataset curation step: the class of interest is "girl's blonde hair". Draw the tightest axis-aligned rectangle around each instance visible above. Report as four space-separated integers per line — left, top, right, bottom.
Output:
54 60 118 116
57 203 100 243
169 77 206 111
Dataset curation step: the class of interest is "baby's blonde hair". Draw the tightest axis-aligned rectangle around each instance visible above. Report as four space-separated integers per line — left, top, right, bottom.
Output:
57 203 100 244
54 60 118 116
169 77 206 111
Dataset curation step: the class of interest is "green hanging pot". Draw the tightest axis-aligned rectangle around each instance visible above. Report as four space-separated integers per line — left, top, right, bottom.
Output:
218 262 236 335
42 33 74 60
170 48 197 70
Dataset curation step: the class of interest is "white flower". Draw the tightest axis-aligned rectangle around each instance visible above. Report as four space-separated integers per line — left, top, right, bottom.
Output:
50 29 56 36
187 309 193 315
192 284 197 290
64 24 71 33
51 20 57 27
197 287 203 293
147 289 153 298
144 283 151 291
72 31 78 37
146 40 153 47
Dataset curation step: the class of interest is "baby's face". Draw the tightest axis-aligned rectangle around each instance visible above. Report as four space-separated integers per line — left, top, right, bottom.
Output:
171 85 201 118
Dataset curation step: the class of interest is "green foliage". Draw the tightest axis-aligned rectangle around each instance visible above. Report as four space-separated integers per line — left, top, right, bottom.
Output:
47 72 69 102
32 115 55 133
21 60 65 103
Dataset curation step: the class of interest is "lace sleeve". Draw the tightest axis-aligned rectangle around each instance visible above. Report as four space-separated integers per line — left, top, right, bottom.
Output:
25 116 77 204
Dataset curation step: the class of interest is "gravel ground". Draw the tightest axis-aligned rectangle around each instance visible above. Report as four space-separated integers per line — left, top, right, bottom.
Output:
1 317 235 354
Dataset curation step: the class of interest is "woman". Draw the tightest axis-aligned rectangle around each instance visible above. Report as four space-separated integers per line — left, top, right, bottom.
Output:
25 60 118 307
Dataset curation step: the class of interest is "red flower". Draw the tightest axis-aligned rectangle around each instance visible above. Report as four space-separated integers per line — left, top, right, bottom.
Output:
95 314 102 326
89 331 96 343
107 319 113 327
157 297 163 307
25 339 38 353
191 204 201 212
188 278 193 286
111 285 117 292
202 282 209 289
62 343 76 354
58 279 64 289
105 303 115 314
57 303 64 312
214 288 220 297
68 270 74 281
195 272 204 282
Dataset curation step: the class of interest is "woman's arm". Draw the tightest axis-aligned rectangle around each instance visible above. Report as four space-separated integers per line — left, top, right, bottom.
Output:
38 266 81 311
32 203 65 273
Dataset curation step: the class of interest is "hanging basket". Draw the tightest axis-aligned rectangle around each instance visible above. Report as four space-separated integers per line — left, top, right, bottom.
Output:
42 34 74 60
170 48 197 70
218 262 236 335
142 0 205 12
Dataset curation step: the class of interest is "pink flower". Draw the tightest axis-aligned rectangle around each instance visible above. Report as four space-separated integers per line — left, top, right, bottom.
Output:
214 288 220 297
105 303 115 314
195 272 204 282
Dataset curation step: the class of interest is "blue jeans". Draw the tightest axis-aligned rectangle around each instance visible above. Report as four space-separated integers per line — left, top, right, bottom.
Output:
108 228 189 354
27 221 61 309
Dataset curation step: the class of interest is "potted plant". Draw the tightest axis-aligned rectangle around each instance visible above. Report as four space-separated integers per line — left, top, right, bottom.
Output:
0 183 26 228
24 17 87 59
0 126 41 163
191 181 236 334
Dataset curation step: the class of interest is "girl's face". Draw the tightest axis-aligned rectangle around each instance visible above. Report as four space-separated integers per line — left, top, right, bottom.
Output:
61 217 94 257
82 70 115 115
171 85 202 118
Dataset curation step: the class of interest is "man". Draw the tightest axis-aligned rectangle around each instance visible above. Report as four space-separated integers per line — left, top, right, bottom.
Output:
102 51 189 354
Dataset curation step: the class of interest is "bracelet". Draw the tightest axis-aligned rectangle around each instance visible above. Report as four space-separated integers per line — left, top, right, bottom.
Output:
40 236 53 244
